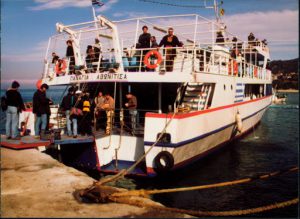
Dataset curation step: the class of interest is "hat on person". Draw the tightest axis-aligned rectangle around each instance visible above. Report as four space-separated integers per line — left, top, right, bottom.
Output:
68 87 74 92
75 90 82 95
11 81 20 89
40 83 49 89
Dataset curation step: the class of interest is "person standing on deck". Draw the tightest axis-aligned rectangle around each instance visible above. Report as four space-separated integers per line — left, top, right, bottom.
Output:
33 83 50 139
93 38 102 61
138 25 151 71
94 91 105 131
5 81 25 140
100 93 115 135
125 93 137 135
66 40 75 74
158 27 181 72
60 87 77 137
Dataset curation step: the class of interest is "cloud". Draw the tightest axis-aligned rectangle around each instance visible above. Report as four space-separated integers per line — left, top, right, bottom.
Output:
223 10 298 42
1 41 48 62
113 11 148 18
29 0 118 11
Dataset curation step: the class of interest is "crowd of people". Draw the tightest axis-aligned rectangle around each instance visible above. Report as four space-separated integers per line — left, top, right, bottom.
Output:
3 80 138 140
49 25 184 76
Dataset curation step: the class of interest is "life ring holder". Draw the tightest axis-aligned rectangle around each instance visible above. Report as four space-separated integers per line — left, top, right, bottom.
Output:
55 59 67 75
154 151 174 173
143 50 162 69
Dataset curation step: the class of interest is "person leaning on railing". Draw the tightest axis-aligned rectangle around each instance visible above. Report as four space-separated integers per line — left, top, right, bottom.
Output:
158 27 181 72
66 39 75 74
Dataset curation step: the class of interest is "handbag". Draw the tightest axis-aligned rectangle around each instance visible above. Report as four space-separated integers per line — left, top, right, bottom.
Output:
70 107 83 116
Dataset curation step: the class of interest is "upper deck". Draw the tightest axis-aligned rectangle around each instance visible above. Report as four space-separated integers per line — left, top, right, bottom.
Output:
41 14 272 86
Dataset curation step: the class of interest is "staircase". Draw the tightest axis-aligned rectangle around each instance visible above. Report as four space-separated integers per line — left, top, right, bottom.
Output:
181 83 212 111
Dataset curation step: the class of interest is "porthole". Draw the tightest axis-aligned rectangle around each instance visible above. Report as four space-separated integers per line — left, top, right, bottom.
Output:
224 84 226 90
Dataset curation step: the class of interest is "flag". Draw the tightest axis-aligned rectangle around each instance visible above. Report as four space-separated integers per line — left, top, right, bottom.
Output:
220 8 225 16
92 0 104 7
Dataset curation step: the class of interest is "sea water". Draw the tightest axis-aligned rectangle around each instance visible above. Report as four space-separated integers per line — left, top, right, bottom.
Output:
0 89 298 217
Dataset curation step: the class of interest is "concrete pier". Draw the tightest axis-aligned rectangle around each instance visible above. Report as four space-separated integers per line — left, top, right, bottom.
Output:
1 147 191 218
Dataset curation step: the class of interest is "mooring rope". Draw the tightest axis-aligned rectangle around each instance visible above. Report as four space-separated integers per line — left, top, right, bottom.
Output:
110 166 298 198
110 196 298 217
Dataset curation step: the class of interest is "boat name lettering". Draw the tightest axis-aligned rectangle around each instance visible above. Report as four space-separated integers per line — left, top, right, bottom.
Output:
96 73 127 80
70 75 89 81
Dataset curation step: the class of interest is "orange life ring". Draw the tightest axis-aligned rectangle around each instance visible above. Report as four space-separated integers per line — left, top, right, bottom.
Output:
36 79 42 89
143 50 162 69
55 59 67 75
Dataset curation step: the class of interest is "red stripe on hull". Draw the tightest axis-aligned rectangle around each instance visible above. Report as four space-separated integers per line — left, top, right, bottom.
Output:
146 95 271 119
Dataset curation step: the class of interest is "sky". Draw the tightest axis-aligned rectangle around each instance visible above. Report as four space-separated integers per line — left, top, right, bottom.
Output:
1 0 299 88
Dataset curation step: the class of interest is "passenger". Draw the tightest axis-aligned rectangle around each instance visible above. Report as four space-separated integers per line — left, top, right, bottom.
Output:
80 94 93 136
71 90 83 137
262 39 267 46
100 93 115 135
60 87 77 137
138 25 151 71
51 52 59 64
158 27 181 71
125 93 137 135
56 59 67 76
231 37 238 58
5 81 25 140
33 83 50 139
150 36 158 48
94 91 105 131
66 40 75 74
86 45 95 73
215 31 225 45
248 32 255 46
93 38 102 61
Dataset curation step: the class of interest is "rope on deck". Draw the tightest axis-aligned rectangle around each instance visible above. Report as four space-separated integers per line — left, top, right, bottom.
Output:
110 166 298 198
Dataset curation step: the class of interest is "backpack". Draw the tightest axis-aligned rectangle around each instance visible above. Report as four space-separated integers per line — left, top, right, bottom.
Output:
1 96 8 111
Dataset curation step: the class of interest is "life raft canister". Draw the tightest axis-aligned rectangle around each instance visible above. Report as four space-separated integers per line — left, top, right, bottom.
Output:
55 59 67 75
228 60 238 75
143 50 162 69
154 151 174 173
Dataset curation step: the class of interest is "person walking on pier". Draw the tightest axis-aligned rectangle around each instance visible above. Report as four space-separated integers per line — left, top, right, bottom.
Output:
125 93 137 135
33 83 50 138
60 87 77 137
100 93 115 135
5 81 25 140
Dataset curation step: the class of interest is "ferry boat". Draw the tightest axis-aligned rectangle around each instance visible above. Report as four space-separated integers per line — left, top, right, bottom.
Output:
10 1 273 177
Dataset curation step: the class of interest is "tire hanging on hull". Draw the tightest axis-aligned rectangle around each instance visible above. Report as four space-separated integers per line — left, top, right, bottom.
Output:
154 151 174 173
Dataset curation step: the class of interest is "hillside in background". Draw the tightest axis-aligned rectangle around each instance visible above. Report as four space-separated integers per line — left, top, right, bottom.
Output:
269 58 299 90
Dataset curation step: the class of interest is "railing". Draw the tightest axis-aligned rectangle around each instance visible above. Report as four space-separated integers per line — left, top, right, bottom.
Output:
43 46 271 81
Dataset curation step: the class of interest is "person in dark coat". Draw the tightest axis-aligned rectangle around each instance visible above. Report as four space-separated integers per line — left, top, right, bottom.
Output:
60 87 77 137
138 25 151 71
33 83 50 138
66 40 75 74
5 81 25 140
158 27 181 71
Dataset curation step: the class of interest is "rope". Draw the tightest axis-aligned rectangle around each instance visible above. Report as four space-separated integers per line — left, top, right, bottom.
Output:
110 166 299 198
109 196 298 217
